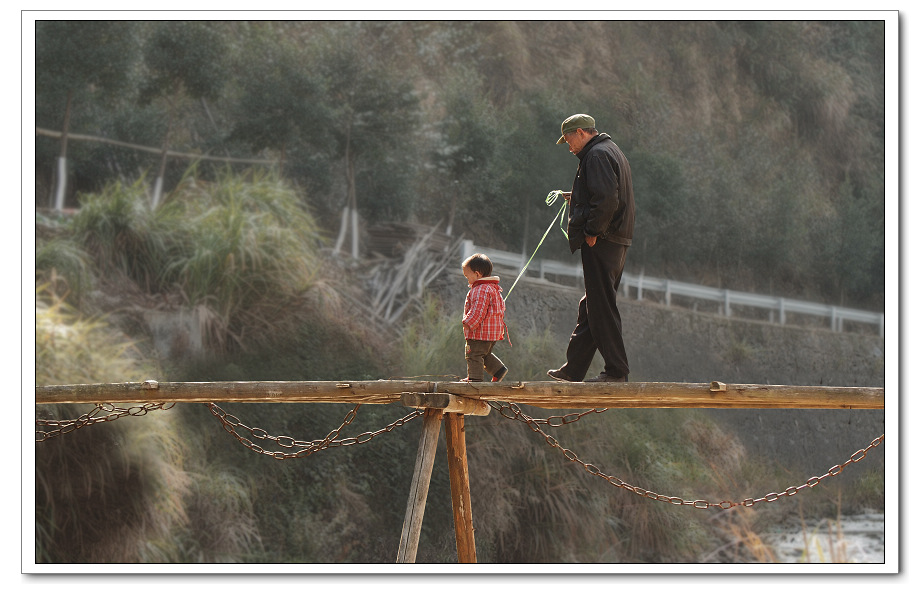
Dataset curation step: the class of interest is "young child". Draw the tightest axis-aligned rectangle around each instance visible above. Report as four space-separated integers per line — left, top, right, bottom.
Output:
461 253 508 382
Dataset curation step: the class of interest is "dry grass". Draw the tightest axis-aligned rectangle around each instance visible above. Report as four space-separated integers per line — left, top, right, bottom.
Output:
35 285 259 563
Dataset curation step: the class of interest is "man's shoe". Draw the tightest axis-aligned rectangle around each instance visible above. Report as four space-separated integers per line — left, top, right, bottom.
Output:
491 366 508 382
547 369 575 382
460 377 483 382
585 372 628 382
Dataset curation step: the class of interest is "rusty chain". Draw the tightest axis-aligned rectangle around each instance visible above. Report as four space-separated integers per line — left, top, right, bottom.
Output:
527 407 609 426
489 400 885 510
35 402 176 442
206 402 424 460
36 398 883 510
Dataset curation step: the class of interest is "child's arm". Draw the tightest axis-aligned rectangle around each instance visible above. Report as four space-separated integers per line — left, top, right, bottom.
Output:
462 287 489 331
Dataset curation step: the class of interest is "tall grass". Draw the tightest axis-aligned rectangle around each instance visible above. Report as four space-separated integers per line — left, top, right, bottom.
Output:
70 176 173 291
35 288 186 563
35 287 156 386
66 169 326 354
35 238 94 306
35 287 263 563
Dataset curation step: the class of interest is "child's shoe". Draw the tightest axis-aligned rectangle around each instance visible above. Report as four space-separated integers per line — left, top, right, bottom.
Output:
491 366 508 382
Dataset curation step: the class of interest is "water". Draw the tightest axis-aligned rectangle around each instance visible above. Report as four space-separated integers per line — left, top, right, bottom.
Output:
761 511 884 563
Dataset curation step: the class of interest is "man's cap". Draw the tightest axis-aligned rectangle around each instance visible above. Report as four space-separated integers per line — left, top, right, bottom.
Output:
556 113 596 144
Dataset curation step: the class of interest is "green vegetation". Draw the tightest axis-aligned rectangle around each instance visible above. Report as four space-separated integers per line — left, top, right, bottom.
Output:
35 20 885 310
63 170 324 354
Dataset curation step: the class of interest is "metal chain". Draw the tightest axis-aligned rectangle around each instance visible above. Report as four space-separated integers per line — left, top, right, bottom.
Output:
489 400 885 510
488 401 609 426
35 397 883 509
207 402 424 460
35 402 176 442
530 407 608 427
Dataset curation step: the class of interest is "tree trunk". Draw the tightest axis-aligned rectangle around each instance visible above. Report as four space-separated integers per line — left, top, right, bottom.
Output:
52 89 73 211
152 111 173 209
335 119 359 258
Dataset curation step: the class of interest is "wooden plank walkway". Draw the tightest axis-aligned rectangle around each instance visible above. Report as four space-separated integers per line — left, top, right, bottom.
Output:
35 379 884 410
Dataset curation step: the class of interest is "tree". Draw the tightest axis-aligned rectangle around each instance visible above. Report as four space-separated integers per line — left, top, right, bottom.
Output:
227 27 329 175
309 24 421 259
433 68 500 238
139 21 229 207
35 21 140 210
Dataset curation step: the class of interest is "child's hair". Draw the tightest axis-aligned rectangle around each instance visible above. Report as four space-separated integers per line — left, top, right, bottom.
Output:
462 253 493 277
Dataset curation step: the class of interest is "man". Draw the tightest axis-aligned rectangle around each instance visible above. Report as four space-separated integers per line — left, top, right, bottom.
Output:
548 114 635 382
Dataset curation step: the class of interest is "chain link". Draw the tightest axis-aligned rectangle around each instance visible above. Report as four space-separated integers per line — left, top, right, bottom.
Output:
35 402 176 442
35 397 883 511
206 402 424 460
489 400 885 510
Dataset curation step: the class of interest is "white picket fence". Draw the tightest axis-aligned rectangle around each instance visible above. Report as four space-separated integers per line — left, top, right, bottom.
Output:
461 240 884 337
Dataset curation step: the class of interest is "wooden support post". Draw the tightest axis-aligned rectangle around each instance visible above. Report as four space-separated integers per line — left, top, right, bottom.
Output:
444 412 477 563
396 408 443 563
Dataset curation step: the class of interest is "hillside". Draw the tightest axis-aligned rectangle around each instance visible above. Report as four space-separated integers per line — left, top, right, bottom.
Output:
35 20 887 310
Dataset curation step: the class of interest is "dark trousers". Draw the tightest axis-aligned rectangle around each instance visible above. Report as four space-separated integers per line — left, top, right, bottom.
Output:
465 339 504 381
558 240 629 380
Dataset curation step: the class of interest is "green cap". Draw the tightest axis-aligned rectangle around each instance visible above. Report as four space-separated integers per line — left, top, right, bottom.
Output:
556 113 595 144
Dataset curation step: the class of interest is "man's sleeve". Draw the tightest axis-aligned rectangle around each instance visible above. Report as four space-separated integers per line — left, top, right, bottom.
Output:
585 153 620 237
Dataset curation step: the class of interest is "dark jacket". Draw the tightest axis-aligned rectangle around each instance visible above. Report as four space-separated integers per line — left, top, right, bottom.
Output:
567 133 635 253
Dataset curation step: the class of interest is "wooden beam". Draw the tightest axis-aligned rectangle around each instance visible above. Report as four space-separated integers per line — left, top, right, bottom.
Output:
396 408 443 563
34 380 884 410
401 392 490 416
439 381 884 410
35 380 433 405
444 412 477 563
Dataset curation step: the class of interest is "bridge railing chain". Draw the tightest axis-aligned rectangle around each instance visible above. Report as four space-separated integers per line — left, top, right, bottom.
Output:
206 402 424 459
489 400 884 510
35 402 176 442
35 402 425 459
36 399 884 510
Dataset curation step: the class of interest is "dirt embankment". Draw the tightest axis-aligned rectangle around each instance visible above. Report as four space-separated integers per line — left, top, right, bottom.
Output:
436 272 886 484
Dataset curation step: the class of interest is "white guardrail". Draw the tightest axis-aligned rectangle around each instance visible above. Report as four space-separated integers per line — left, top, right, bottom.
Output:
461 240 884 337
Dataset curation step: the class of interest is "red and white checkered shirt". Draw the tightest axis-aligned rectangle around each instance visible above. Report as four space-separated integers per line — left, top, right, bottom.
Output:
462 277 506 341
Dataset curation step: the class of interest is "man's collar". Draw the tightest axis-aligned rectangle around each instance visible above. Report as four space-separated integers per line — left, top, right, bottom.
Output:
577 133 608 158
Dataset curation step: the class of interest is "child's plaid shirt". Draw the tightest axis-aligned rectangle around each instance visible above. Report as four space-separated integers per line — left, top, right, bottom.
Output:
462 277 506 341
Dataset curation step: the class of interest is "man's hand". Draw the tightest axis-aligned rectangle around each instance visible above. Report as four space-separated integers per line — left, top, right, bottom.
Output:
585 235 597 247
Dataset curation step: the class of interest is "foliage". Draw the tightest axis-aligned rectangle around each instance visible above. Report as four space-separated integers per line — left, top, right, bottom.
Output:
227 25 328 159
68 170 324 353
396 294 466 379
139 21 228 104
34 20 886 308
35 288 188 563
35 287 155 386
35 20 140 116
70 176 171 288
35 236 94 306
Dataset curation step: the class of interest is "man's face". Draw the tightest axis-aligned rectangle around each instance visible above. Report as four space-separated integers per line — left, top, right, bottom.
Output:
562 129 589 155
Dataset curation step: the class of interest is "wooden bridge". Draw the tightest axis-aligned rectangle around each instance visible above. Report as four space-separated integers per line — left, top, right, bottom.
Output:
35 379 884 564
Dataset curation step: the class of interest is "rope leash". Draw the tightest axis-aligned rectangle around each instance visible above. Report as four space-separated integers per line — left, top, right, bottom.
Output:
504 190 568 300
